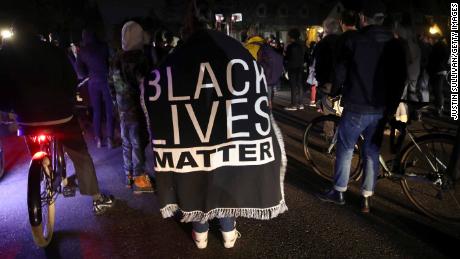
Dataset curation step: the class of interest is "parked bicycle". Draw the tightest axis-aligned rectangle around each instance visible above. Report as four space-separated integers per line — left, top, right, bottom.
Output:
303 97 459 223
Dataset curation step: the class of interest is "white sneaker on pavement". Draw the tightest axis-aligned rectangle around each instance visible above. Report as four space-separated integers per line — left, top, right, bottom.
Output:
284 106 298 111
192 230 208 249
221 228 241 248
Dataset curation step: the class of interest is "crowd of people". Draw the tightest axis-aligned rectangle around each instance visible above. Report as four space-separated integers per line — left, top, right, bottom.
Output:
0 0 457 251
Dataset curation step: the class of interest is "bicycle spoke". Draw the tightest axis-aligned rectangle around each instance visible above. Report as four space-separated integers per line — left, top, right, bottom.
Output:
401 134 459 222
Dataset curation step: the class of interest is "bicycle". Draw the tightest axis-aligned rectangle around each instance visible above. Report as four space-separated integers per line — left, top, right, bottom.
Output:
303 97 459 223
18 125 76 247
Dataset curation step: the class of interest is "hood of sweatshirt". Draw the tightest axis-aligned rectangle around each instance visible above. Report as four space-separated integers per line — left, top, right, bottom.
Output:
121 21 144 51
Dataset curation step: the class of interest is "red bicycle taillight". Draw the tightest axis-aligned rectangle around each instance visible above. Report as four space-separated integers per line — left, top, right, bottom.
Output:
30 134 51 144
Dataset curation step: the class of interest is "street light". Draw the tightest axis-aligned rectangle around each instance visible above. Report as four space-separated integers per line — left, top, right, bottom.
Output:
231 13 243 22
215 14 225 22
1 29 13 40
228 13 242 37
215 14 225 32
429 24 442 36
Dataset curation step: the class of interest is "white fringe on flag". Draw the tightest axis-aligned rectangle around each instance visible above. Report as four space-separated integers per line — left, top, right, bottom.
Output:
160 201 288 223
160 114 288 223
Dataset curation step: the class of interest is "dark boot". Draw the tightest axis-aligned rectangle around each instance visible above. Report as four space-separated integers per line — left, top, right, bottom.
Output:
361 196 370 213
316 189 345 205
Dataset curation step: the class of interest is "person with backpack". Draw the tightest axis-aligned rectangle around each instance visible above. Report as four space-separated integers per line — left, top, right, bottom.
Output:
244 25 265 61
257 41 284 108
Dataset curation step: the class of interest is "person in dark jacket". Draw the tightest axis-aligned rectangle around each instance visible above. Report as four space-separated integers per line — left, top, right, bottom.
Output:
317 0 407 213
416 34 432 104
76 29 115 148
257 41 284 108
284 28 305 111
394 16 421 122
111 21 153 193
314 18 341 99
427 34 450 115
0 18 114 214
336 9 358 58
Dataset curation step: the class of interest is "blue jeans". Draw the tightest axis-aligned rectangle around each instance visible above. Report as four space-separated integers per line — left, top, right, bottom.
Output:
192 217 235 233
120 119 148 176
334 109 384 197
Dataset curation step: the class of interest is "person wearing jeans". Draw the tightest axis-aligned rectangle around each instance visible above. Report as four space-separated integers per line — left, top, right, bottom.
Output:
333 110 383 197
192 218 238 249
111 21 153 193
316 0 407 213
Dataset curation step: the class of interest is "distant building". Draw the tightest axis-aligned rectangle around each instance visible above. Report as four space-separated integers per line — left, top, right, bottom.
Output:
214 0 337 43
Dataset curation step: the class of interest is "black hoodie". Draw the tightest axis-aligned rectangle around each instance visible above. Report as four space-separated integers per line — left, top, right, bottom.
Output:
0 36 77 124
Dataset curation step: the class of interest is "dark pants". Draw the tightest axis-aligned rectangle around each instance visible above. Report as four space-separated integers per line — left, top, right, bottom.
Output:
120 118 148 176
288 68 303 107
25 117 100 195
192 217 235 233
88 80 114 139
267 83 279 104
431 74 447 111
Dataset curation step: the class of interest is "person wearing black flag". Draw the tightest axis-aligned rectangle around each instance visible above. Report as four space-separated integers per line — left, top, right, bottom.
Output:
141 0 287 249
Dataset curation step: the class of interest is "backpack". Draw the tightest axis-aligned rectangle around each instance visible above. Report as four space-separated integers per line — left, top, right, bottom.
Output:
257 44 284 86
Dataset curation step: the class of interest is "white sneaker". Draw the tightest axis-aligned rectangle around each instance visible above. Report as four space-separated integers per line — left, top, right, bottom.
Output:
192 230 208 249
221 228 241 248
284 106 298 111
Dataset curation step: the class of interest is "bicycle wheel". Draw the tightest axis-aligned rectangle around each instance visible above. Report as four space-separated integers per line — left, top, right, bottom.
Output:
400 134 459 223
303 115 362 181
0 140 4 179
28 155 56 247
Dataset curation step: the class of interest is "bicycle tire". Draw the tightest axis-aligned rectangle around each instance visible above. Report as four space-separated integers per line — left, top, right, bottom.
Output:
28 155 56 247
400 133 459 223
0 141 4 179
303 115 362 182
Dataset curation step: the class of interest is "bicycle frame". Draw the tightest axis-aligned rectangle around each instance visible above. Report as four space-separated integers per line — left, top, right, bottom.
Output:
326 119 449 181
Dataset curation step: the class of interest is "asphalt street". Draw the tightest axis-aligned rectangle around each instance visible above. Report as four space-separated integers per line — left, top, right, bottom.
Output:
0 90 459 259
